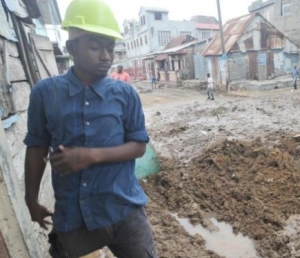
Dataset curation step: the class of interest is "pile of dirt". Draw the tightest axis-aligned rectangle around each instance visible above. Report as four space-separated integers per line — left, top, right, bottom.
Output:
142 135 300 258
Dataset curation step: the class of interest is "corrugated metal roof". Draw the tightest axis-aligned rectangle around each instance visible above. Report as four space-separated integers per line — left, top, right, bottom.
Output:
164 36 186 49
164 35 197 50
161 40 198 54
202 13 255 56
154 54 168 61
196 23 219 30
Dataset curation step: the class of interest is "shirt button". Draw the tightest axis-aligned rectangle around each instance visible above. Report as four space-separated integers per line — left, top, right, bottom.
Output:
85 101 89 106
86 121 90 126
83 182 87 187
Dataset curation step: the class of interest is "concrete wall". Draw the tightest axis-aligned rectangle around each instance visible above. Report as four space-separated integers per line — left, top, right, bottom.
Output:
249 0 300 48
195 29 218 41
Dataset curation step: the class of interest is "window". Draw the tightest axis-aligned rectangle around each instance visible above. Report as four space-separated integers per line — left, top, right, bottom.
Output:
154 12 162 20
136 39 139 47
202 31 211 39
158 31 171 46
180 31 191 36
145 35 148 44
282 4 291 16
127 43 130 50
140 15 146 26
124 27 128 34
140 37 143 46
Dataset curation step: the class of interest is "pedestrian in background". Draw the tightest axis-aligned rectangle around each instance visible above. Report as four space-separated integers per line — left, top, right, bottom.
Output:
292 65 299 90
207 73 215 100
151 76 157 89
111 65 131 83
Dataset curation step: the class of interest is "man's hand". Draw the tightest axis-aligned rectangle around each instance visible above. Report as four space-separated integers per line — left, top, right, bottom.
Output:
27 201 52 230
50 145 92 176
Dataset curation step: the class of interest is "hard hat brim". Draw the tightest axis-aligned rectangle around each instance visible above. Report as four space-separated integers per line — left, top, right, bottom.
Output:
62 24 123 40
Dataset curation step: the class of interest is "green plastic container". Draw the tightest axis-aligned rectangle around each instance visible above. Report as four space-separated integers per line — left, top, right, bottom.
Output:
135 142 161 180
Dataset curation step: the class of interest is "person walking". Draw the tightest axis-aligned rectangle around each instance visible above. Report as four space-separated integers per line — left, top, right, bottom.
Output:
207 73 215 100
23 0 157 257
111 65 131 83
151 76 157 89
292 65 299 90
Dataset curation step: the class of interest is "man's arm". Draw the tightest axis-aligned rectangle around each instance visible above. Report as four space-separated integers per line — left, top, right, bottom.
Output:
50 86 148 176
50 142 145 175
25 146 52 229
125 73 131 83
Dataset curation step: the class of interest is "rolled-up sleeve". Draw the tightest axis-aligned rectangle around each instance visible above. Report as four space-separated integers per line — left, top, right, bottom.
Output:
124 87 149 143
24 83 51 146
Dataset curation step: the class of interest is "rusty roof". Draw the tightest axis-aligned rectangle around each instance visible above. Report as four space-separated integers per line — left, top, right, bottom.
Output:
164 35 197 50
202 13 255 56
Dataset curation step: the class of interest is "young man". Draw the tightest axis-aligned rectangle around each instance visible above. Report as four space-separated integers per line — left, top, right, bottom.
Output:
23 0 157 257
292 65 299 90
111 65 131 83
207 73 215 100
151 76 157 89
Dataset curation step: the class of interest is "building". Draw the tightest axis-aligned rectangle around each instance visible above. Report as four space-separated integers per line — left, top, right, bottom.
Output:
124 7 197 58
202 13 298 83
191 15 220 40
249 0 300 48
33 0 72 74
114 38 127 63
123 7 197 79
142 35 210 83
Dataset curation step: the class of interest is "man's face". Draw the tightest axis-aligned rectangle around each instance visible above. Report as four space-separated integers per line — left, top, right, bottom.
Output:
117 66 123 73
70 34 115 78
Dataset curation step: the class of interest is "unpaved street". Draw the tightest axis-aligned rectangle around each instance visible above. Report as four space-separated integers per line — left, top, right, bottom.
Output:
137 85 300 258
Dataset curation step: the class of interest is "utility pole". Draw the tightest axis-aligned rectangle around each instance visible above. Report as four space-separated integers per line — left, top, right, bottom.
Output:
216 0 226 56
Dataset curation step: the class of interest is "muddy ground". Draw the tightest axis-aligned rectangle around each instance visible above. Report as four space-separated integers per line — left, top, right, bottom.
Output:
136 84 300 258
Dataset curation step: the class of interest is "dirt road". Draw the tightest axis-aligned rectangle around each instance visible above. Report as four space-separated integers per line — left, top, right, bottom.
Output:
137 85 300 258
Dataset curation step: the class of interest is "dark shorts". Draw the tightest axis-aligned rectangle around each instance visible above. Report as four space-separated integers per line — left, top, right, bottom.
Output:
49 207 157 258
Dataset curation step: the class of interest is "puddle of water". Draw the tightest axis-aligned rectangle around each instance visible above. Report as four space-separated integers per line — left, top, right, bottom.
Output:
172 214 259 258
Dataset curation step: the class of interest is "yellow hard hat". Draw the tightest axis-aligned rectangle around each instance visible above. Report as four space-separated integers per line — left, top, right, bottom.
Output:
61 0 122 39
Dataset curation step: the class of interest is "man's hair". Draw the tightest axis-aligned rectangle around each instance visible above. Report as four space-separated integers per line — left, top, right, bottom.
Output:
207 73 210 77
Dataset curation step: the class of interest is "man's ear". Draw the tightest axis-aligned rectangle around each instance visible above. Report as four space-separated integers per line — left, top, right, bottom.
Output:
66 40 75 56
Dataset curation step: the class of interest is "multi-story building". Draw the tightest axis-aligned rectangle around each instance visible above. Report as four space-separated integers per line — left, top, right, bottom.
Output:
191 15 219 40
122 7 218 79
249 0 300 48
123 7 197 59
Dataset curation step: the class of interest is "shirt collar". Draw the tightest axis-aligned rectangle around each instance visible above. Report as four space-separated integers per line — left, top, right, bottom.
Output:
67 67 108 98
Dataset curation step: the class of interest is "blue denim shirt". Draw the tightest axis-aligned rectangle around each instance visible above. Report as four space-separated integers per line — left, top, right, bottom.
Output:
24 68 149 232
